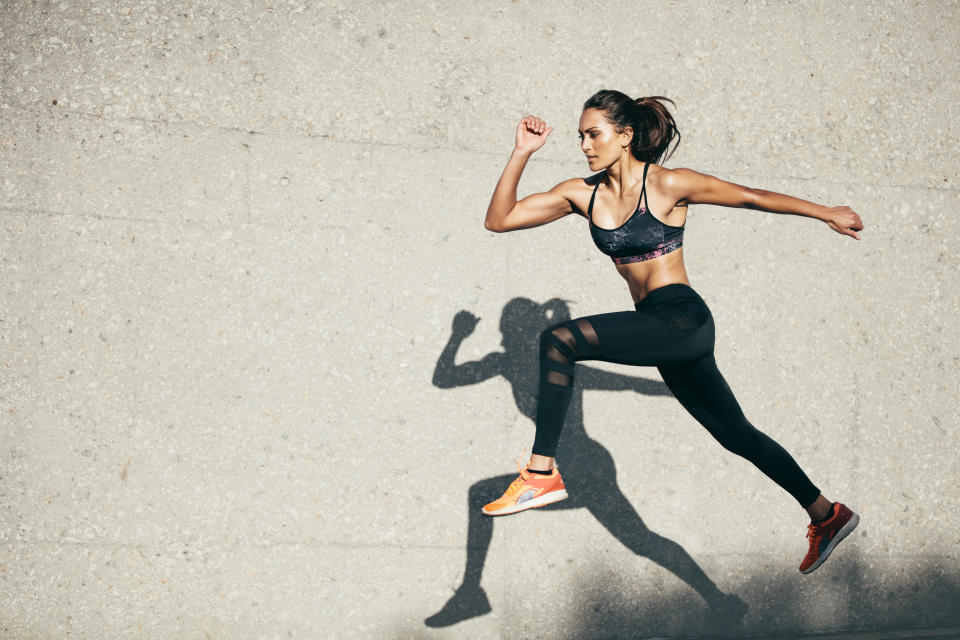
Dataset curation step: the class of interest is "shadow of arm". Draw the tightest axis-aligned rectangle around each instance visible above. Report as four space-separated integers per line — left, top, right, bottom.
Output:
433 311 503 388
433 351 504 388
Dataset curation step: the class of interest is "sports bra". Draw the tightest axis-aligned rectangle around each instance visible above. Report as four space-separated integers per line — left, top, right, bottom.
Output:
588 162 685 265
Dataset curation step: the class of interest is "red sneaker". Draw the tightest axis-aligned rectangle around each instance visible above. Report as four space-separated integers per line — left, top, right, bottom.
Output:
799 502 860 574
482 458 568 516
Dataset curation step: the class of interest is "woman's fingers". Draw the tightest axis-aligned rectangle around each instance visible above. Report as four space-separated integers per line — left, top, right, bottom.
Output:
515 116 552 152
522 115 548 134
829 206 863 240
831 222 860 240
516 116 553 152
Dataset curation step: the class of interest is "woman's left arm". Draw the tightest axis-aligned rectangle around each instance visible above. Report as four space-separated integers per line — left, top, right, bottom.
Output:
662 168 864 240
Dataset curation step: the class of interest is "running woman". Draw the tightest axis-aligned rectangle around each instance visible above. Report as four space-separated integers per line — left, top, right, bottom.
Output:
482 90 863 574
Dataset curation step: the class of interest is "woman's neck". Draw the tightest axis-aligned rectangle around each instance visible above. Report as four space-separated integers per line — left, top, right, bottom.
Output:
602 152 646 196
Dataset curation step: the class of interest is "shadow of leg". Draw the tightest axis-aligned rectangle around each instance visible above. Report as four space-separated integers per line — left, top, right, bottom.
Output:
587 487 747 623
424 473 515 628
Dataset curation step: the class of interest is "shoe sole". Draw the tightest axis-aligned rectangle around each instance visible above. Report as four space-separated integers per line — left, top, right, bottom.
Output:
800 512 860 574
482 489 568 516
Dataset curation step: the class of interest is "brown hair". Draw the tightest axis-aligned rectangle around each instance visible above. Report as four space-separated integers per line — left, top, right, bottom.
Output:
583 90 681 164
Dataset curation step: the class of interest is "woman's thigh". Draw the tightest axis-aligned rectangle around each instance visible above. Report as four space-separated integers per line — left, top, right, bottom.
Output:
548 308 714 368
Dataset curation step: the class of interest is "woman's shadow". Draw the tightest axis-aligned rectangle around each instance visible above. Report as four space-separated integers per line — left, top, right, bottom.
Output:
424 297 747 628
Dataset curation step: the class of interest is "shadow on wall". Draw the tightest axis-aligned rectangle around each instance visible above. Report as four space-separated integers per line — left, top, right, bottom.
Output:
402 298 960 638
560 551 960 638
424 298 745 629
389 552 960 638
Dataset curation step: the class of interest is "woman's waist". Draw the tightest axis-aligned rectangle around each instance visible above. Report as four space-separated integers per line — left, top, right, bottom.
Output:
617 260 693 305
634 282 704 308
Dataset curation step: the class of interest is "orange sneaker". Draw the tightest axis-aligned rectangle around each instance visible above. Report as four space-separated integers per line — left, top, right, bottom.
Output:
482 457 568 516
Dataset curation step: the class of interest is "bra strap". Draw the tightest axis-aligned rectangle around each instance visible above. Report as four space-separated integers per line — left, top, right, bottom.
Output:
587 178 601 221
639 162 650 211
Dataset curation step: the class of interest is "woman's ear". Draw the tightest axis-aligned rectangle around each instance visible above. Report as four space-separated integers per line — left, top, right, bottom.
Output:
620 126 633 149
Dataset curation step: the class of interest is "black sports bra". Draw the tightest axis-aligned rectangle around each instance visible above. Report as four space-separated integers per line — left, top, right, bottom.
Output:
588 163 685 265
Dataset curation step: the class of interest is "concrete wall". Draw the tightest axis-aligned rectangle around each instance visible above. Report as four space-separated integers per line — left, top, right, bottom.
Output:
2 1 958 638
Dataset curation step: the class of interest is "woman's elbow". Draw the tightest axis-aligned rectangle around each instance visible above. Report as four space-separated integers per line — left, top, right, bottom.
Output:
485 209 518 232
740 187 767 210
484 206 514 232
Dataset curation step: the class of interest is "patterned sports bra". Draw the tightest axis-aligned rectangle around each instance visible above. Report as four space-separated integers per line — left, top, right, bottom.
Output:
588 163 685 265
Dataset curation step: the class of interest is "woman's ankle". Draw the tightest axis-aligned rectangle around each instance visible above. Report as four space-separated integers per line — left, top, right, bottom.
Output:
527 453 555 472
805 494 833 522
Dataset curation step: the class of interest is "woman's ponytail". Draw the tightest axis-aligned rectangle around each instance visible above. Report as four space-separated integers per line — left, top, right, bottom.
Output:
632 96 680 164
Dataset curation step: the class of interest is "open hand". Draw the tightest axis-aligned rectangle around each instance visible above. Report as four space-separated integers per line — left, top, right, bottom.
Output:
825 206 864 240
515 116 553 154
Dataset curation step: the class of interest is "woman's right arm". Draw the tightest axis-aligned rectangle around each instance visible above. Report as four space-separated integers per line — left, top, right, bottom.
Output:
484 116 575 233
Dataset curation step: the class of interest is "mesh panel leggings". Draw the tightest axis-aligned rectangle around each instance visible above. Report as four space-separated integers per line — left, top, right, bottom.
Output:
533 283 821 508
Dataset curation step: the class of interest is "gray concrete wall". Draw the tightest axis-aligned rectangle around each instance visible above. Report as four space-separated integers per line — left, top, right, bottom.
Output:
2 1 958 638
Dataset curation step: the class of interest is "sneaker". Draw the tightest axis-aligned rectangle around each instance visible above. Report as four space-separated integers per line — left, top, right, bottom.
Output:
799 502 860 574
481 457 568 516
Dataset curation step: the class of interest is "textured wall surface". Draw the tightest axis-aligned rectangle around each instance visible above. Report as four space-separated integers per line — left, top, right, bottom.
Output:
2 1 958 638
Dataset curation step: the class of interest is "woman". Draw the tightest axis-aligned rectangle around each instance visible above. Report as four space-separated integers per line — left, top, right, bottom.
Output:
482 90 863 574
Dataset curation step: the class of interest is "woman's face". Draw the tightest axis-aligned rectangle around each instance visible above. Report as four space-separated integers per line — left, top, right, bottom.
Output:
578 108 630 170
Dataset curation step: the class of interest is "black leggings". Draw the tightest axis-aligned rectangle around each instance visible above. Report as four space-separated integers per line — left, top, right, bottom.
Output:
534 283 821 508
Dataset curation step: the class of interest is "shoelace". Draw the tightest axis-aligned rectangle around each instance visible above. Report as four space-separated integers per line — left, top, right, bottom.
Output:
501 451 531 498
806 519 828 543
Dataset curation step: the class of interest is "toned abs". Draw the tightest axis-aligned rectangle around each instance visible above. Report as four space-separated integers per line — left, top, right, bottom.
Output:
570 177 691 304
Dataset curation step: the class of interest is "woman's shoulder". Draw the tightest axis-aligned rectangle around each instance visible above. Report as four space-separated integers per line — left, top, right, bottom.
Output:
553 173 604 190
547 174 604 218
554 173 604 197
649 165 704 187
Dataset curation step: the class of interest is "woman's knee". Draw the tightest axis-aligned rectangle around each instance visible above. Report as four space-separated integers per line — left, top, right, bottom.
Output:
716 424 764 460
540 322 570 344
540 323 578 362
